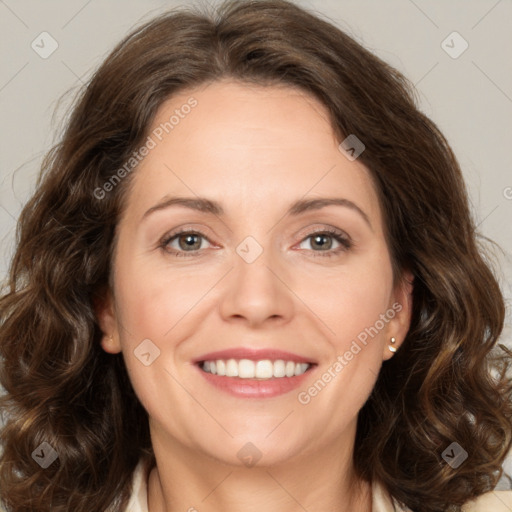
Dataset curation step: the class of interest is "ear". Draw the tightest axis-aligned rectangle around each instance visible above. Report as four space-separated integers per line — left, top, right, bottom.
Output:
382 269 414 361
92 285 122 354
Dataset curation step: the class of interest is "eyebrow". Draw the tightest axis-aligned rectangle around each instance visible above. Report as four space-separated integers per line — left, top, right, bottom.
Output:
142 195 372 230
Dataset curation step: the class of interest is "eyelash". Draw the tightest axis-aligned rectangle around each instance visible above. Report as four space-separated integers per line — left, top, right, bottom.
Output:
159 227 353 259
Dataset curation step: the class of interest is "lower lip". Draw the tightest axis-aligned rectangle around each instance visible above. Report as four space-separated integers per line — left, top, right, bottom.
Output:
196 364 316 398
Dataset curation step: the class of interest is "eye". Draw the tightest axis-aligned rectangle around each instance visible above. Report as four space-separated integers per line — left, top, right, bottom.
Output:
159 229 212 257
297 228 352 258
159 227 353 258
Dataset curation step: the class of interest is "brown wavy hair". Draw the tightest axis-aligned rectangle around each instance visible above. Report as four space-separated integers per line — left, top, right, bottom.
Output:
1 1 511 511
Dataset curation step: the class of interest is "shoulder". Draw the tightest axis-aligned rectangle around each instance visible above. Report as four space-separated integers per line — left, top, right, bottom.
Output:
123 458 151 512
2 460 152 512
461 489 512 511
373 479 512 512
122 466 512 512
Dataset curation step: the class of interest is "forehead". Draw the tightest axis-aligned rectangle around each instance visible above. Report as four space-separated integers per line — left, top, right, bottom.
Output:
122 80 382 231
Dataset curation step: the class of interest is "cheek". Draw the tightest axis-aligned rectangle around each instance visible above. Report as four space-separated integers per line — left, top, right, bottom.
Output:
114 255 208 339
296 250 394 350
296 264 393 425
335 272 391 345
112 261 203 427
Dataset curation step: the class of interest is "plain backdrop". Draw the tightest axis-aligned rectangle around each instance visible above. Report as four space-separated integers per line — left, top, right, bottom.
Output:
0 0 511 483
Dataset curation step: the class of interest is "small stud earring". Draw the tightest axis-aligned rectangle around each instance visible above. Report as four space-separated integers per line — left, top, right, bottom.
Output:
388 337 397 353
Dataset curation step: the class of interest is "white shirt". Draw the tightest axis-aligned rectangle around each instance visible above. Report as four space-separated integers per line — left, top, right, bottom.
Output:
124 459 512 512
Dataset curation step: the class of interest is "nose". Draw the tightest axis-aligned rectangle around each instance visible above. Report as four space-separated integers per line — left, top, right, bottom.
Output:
218 247 295 328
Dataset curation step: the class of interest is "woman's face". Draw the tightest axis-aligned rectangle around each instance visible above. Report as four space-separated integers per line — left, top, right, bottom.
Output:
97 79 412 467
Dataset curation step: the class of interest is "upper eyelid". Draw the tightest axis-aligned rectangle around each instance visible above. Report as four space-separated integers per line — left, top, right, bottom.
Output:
296 224 350 239
162 224 349 238
161 226 214 243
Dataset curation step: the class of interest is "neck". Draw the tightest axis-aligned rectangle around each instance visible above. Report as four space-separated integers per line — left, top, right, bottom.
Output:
146 422 372 512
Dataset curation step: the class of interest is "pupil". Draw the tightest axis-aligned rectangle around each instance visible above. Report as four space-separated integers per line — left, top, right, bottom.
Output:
313 234 331 250
180 234 199 250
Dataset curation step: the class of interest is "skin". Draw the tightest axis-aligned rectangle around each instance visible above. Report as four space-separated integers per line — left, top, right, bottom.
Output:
96 79 413 512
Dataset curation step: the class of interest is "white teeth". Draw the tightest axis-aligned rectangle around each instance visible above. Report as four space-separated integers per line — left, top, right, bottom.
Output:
239 359 255 378
225 359 239 377
201 358 311 379
255 360 273 379
216 360 226 376
273 359 286 377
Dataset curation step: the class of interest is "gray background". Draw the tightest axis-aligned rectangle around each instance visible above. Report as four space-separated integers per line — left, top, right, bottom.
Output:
0 0 511 484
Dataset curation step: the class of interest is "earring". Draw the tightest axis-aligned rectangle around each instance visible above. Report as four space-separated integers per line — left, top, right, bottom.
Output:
388 337 397 353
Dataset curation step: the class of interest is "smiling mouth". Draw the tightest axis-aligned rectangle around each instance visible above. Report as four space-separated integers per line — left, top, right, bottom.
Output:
198 358 315 380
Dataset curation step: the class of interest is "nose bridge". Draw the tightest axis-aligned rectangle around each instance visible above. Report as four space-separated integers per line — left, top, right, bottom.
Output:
218 233 294 326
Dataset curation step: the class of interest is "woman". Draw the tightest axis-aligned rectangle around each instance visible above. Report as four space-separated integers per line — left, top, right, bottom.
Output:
1 1 511 511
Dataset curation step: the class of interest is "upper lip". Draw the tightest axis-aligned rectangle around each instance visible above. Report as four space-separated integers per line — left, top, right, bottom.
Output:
192 347 316 364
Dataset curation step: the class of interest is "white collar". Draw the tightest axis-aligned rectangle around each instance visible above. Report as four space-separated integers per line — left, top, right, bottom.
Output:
124 458 512 512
